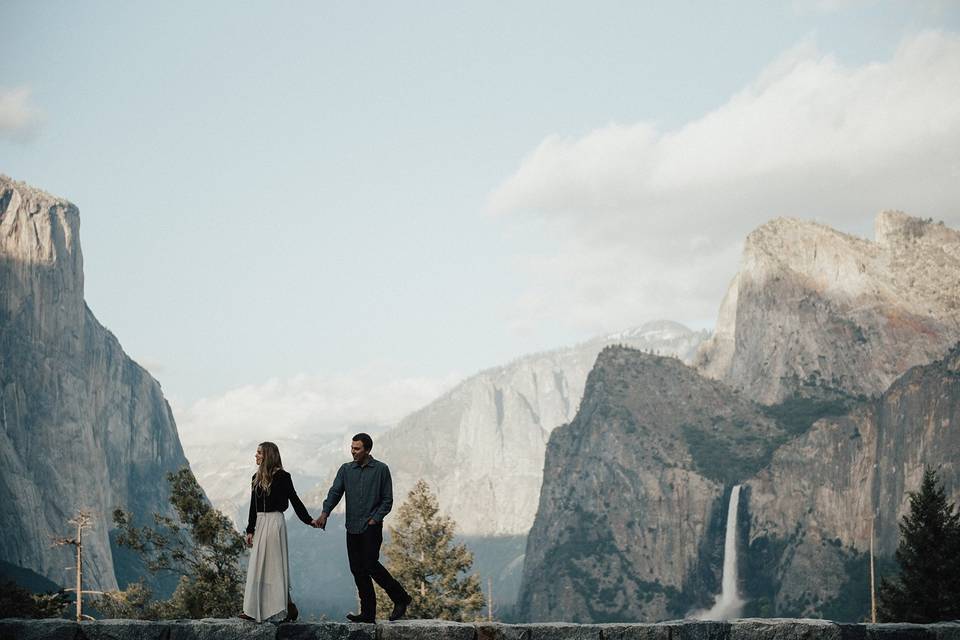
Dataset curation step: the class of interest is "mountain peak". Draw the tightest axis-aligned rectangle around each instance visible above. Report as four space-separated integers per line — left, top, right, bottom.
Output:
875 209 959 247
0 174 73 208
697 212 960 404
0 174 83 286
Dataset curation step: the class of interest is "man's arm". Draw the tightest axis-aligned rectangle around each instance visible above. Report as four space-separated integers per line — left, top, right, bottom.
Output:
314 465 346 529
370 465 393 524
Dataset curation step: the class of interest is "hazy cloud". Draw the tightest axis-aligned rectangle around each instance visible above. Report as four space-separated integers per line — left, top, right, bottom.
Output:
172 367 462 446
491 31 960 335
0 87 42 142
792 0 955 16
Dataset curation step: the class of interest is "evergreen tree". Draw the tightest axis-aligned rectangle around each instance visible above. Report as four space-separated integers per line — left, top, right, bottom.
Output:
0 581 71 619
878 467 960 622
94 468 246 619
379 480 485 621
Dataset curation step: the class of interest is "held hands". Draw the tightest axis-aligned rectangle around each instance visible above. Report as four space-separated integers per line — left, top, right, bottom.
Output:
311 513 329 530
306 513 375 529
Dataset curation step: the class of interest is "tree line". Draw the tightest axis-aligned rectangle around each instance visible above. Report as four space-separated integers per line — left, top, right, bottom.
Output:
3 466 959 622
1 469 486 621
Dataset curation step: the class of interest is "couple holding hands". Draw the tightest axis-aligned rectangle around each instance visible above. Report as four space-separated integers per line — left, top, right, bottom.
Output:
240 433 411 623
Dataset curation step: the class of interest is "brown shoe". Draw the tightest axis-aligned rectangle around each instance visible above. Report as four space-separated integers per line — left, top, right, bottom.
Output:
238 613 255 622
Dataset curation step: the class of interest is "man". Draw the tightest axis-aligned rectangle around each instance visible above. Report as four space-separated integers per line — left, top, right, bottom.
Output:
313 433 412 623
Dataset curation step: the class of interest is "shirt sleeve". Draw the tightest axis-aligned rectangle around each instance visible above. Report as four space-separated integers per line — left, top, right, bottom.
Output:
371 464 393 523
285 472 313 525
321 465 346 515
245 477 257 535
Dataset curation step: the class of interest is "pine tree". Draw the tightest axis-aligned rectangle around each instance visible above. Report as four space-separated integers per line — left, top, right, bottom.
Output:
877 467 960 622
379 480 485 621
95 468 246 619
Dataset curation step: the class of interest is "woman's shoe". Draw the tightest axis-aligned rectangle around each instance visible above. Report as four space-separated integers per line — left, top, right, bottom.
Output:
281 601 299 623
238 613 255 622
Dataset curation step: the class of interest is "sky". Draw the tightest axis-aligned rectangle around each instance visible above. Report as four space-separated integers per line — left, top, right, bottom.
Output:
2 1 959 443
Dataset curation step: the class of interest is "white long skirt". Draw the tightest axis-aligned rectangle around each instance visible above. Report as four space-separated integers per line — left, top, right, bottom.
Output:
243 512 290 622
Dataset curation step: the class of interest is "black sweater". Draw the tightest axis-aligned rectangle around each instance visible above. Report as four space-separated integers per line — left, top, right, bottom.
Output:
245 469 313 534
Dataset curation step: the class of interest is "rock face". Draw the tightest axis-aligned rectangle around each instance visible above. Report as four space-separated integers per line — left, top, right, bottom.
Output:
744 344 960 618
519 213 960 623
696 212 960 404
0 176 190 590
518 347 786 622
366 322 708 537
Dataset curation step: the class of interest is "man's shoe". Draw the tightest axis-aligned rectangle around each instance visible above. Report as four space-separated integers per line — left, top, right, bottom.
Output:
389 594 412 621
346 612 375 623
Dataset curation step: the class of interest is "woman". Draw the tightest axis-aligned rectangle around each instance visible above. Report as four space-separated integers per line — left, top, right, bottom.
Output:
240 441 315 623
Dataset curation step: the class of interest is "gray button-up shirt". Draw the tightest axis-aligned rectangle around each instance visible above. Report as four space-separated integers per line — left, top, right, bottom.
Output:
321 457 394 534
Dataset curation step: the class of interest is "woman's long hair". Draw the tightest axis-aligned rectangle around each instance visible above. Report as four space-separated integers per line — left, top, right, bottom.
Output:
254 441 283 495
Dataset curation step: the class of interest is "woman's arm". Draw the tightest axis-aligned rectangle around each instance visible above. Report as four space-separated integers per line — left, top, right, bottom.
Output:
245 477 257 535
284 472 313 525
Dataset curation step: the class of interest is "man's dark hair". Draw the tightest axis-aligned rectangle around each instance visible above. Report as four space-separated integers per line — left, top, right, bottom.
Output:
353 432 373 452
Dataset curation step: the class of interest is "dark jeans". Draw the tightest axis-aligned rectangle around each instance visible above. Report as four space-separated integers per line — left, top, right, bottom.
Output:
346 523 408 617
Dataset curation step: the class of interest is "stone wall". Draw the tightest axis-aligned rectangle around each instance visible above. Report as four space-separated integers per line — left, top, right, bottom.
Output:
2 619 960 640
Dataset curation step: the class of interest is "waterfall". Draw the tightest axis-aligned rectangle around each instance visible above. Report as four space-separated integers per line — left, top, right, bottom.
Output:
692 484 745 620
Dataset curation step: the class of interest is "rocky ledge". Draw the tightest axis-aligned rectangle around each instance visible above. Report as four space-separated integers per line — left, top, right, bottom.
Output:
2 619 960 640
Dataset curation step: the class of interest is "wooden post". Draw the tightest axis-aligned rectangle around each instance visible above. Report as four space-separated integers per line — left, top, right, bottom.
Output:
487 576 493 621
870 518 877 623
53 511 93 622
75 519 83 622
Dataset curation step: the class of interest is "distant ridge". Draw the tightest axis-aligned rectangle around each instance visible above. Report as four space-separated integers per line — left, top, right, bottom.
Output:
358 320 708 537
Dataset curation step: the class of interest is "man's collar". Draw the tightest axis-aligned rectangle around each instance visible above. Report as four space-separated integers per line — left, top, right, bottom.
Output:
350 456 376 469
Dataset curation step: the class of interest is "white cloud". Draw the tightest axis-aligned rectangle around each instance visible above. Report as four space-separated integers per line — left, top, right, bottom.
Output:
791 0 951 16
491 30 960 335
793 0 873 14
172 367 462 446
0 87 42 142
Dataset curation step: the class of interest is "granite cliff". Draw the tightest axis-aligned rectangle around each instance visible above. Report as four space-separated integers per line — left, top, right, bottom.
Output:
0 175 190 590
368 322 708 538
696 212 960 404
744 343 960 619
518 347 786 622
520 212 960 622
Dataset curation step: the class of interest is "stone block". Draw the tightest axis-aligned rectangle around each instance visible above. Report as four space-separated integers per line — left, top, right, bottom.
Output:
729 618 841 640
79 619 171 640
518 623 602 640
864 624 935 639
165 618 278 640
929 624 960 640
835 623 867 640
475 623 530 640
597 623 672 640
659 619 730 640
277 621 376 640
0 618 80 640
379 620 476 640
